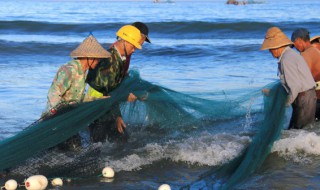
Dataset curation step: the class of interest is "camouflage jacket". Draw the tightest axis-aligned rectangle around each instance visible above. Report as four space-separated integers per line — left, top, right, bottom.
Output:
47 59 86 110
86 47 126 96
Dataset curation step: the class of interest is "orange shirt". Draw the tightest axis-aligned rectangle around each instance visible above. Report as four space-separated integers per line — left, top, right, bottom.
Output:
301 46 320 99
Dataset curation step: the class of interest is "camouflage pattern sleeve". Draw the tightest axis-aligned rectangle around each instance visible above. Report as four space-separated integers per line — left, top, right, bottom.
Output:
110 104 122 118
87 58 112 95
47 65 73 109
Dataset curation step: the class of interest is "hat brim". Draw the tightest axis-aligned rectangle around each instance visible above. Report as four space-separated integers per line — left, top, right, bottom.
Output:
70 35 111 58
310 35 320 43
261 42 292 50
261 38 293 50
145 35 151 43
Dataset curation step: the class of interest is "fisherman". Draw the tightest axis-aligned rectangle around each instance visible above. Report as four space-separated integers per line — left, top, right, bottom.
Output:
310 35 320 51
44 34 110 150
291 28 320 120
86 24 148 143
227 0 238 4
108 21 151 105
261 27 316 129
226 0 247 5
123 22 151 75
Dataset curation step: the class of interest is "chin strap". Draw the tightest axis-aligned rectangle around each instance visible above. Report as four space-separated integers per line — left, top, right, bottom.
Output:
86 58 96 69
122 40 128 58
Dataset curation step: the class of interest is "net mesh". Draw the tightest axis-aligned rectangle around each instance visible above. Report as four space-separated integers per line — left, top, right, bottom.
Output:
0 70 286 188
180 82 287 190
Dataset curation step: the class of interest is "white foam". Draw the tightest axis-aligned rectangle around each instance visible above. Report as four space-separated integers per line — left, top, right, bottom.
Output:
0 34 260 47
106 133 250 171
0 34 83 44
105 144 165 171
170 134 250 165
272 130 320 163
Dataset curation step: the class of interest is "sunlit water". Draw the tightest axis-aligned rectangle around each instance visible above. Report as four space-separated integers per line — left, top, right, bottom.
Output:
1 0 320 189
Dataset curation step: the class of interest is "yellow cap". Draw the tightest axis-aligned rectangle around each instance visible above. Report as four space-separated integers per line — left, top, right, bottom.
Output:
116 25 142 49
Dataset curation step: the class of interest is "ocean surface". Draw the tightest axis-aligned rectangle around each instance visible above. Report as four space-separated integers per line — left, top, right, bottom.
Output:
1 0 320 189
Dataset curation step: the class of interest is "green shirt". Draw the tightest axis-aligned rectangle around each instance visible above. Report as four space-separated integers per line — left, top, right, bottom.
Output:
86 47 126 96
47 59 86 110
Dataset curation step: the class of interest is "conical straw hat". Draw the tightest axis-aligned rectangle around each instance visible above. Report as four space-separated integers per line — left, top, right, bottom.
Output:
261 27 293 50
70 34 111 58
310 35 320 43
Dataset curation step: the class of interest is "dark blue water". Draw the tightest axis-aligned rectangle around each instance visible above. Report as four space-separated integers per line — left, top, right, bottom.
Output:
1 0 320 189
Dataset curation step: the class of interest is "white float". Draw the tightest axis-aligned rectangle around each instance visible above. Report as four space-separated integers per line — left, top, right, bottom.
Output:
51 178 63 187
4 179 18 190
158 184 171 190
24 178 41 190
102 167 115 178
25 175 48 190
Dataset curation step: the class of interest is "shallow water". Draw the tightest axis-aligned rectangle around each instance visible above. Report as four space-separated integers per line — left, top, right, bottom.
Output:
1 0 320 189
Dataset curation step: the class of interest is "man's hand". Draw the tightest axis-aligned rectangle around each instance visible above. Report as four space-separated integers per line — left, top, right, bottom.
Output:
116 116 127 134
127 93 137 102
262 88 270 96
139 92 148 101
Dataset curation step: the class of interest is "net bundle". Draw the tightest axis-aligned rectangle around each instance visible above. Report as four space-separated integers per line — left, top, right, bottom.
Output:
180 82 287 190
0 70 275 184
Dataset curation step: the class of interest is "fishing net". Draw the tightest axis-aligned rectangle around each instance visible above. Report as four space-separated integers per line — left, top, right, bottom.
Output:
0 70 284 187
180 82 288 190
247 0 266 4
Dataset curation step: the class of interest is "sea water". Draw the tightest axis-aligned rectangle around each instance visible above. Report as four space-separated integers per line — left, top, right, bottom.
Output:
1 0 320 189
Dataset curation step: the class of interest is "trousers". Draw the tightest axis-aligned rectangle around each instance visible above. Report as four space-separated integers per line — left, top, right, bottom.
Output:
289 88 317 129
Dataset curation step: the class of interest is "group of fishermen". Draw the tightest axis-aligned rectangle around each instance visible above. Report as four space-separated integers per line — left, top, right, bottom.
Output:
261 27 320 130
43 23 320 151
44 22 151 150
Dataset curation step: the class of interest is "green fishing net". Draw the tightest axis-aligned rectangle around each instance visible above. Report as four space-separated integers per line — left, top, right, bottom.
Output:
180 82 288 190
0 70 285 188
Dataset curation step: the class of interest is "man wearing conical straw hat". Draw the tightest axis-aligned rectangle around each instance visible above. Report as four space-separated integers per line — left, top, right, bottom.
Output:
261 27 316 129
85 24 144 143
43 34 110 150
46 34 110 113
310 35 320 51
291 28 320 120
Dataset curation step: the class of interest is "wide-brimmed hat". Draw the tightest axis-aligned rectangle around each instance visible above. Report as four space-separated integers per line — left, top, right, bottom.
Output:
310 35 320 43
70 34 111 58
132 22 151 43
261 27 293 50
